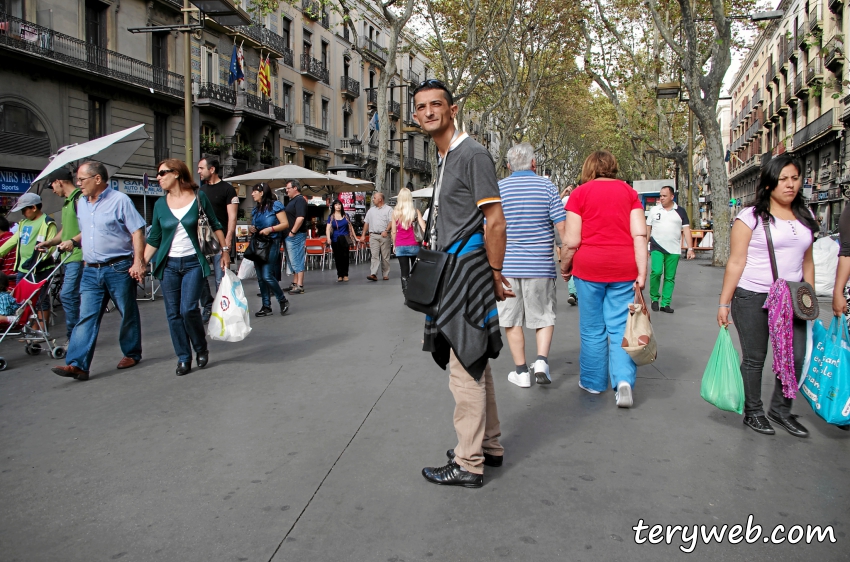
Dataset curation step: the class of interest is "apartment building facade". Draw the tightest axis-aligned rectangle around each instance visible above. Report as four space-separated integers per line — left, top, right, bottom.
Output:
0 0 435 221
728 0 848 231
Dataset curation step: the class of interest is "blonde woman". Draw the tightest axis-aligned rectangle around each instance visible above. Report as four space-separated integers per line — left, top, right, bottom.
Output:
391 187 426 296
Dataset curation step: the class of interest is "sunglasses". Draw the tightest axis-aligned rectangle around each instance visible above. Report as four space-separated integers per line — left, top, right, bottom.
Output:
412 79 453 103
156 169 175 177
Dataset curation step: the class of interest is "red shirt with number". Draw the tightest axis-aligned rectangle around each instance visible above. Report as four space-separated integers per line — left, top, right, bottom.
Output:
565 178 643 283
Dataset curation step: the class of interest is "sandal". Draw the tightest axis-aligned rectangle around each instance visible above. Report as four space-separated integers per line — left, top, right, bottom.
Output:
343 277 349 282
337 277 343 282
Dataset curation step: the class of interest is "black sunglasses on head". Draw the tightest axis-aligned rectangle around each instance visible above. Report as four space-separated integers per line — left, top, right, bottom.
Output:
412 79 453 104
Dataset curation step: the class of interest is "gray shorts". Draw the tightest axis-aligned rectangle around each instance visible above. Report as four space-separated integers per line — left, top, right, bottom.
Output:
497 277 557 328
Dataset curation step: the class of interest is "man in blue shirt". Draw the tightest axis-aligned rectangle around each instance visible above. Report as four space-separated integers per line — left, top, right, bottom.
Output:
51 161 147 381
496 143 566 388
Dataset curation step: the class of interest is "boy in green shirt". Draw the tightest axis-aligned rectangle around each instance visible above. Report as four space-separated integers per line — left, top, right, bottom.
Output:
0 192 58 328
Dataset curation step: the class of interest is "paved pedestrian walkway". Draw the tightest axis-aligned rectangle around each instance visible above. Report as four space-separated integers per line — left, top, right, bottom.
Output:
0 259 846 561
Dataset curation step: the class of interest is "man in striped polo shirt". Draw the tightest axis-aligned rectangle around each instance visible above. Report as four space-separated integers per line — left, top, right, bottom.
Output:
497 143 566 388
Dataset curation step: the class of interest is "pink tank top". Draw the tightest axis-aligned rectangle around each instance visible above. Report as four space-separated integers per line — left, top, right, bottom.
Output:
395 220 417 246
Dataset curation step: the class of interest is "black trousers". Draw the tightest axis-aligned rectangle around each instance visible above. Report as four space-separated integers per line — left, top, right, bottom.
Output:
731 287 806 417
331 237 350 277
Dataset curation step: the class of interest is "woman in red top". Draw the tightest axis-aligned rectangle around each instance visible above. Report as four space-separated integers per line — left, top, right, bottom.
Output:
561 151 648 408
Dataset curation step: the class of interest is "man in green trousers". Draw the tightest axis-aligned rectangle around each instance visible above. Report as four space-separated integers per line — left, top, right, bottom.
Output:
646 186 695 313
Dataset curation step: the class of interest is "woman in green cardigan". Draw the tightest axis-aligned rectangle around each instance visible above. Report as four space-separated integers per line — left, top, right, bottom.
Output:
144 159 228 376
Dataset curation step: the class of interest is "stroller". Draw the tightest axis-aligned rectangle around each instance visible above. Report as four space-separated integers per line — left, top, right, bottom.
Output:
0 251 75 371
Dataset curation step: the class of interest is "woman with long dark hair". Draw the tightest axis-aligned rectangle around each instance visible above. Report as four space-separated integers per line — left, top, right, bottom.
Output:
144 159 227 376
325 199 357 282
717 153 817 438
249 183 289 317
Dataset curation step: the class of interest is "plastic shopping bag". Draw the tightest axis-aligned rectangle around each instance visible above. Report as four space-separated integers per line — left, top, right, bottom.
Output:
700 327 745 414
237 258 256 280
801 318 850 425
208 269 252 342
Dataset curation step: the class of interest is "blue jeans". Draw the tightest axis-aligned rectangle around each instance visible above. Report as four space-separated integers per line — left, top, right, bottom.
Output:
161 256 207 363
257 241 286 307
574 277 636 392
285 232 307 274
65 259 142 372
61 261 83 339
199 253 222 315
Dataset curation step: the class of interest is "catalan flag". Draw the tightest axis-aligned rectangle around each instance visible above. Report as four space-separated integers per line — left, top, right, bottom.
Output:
259 54 271 97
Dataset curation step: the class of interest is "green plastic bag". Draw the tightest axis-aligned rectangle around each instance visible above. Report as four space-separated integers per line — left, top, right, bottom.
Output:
700 327 745 414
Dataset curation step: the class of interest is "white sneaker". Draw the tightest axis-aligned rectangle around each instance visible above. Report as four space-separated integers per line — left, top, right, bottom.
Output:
508 370 531 388
615 381 633 408
578 381 601 394
532 359 551 384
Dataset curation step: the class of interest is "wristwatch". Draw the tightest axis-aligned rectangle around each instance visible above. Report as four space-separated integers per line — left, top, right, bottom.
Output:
72 239 81 248
222 246 230 251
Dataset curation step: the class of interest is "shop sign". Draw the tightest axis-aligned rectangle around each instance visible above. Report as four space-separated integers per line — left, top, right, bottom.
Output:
109 177 164 197
0 168 39 194
339 192 355 212
817 190 829 201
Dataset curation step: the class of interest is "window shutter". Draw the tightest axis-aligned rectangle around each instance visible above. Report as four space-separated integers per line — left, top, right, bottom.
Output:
200 46 208 85
212 52 220 86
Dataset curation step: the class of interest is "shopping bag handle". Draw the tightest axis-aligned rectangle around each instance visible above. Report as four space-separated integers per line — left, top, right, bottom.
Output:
633 283 650 319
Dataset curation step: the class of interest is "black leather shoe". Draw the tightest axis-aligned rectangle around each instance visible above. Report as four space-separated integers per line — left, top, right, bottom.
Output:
743 415 775 435
255 306 273 317
766 411 809 438
660 305 674 313
446 448 503 467
279 300 289 315
196 350 209 369
422 461 483 488
651 300 659 312
176 361 191 376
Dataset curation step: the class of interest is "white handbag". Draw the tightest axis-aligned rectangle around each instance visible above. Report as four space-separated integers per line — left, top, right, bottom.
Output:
208 269 252 342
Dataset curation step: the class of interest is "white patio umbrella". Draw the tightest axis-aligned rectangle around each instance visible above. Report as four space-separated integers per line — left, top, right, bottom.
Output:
10 124 150 220
321 173 375 194
410 186 433 198
224 164 349 190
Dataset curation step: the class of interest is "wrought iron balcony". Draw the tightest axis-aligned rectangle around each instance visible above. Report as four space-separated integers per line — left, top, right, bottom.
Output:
245 92 269 113
302 0 321 20
793 108 837 149
806 58 824 84
388 100 400 118
281 47 293 67
367 89 378 108
294 124 329 148
359 37 388 63
0 11 183 98
768 102 774 119
300 54 329 82
825 36 844 70
320 11 330 29
404 157 429 172
785 84 795 105
273 104 286 122
197 82 237 108
230 23 289 58
794 72 808 96
809 6 822 30
787 38 797 62
796 24 808 48
406 70 420 84
341 75 360 98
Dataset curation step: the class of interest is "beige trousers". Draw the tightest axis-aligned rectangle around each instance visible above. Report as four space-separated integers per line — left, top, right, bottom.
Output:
370 234 392 277
449 350 503 474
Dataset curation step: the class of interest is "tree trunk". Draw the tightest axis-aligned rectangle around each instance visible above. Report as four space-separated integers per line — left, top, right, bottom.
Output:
700 117 730 266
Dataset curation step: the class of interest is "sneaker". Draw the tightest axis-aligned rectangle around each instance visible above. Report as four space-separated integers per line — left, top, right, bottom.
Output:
660 305 674 313
289 286 304 294
255 306 273 317
578 381 601 395
567 293 577 306
615 381 633 408
651 300 659 312
279 300 289 315
532 359 551 384
507 370 531 388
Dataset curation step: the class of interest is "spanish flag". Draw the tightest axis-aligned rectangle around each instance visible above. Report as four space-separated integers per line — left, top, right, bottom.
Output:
259 54 271 97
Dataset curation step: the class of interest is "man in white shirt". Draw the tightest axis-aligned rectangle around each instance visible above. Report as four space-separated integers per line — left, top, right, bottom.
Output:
360 193 394 281
646 186 695 313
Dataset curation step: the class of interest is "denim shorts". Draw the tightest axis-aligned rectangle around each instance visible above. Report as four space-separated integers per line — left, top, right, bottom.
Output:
285 232 307 274
394 244 420 257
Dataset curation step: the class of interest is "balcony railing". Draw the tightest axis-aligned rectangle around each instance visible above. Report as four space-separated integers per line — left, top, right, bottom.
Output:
810 5 822 30
388 100 400 118
367 89 378 107
197 82 236 106
295 123 329 147
793 108 837 148
752 88 762 107
404 157 430 172
768 102 774 119
825 36 844 69
340 75 360 98
794 72 808 96
0 11 183 98
406 69 420 84
273 104 286 121
231 23 289 58
320 11 330 29
785 84 795 104
796 24 807 48
787 38 796 61
302 0 321 20
300 54 329 82
806 58 824 84
359 37 388 63
245 93 269 113
281 47 293 67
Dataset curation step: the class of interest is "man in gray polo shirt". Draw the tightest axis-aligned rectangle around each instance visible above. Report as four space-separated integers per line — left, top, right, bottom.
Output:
360 192 394 281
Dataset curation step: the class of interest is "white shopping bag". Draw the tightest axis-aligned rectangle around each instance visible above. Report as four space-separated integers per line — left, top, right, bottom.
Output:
208 269 252 342
237 257 256 280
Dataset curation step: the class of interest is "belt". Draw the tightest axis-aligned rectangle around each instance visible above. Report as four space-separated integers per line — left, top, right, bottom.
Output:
369 232 384 234
85 255 133 268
